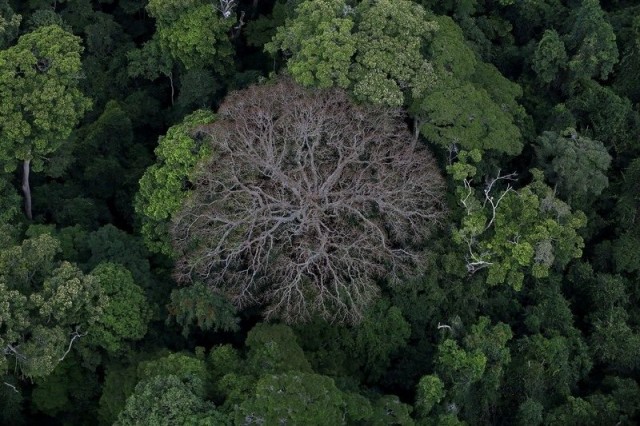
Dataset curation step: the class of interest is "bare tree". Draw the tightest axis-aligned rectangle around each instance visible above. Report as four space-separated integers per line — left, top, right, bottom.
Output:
171 79 446 323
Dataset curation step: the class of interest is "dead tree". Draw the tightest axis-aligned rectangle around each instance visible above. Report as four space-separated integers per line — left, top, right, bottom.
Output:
171 79 446 323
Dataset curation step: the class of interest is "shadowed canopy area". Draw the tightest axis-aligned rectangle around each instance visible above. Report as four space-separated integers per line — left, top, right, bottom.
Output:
171 79 446 323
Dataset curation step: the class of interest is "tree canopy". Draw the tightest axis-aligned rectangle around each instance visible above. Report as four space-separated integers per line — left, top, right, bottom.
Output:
2 1 640 425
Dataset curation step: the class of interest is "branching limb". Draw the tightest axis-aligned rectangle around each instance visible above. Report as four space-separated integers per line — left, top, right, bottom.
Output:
59 327 87 362
3 382 18 393
216 0 237 19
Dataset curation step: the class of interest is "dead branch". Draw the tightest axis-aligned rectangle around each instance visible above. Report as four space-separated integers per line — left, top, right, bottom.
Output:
171 79 446 323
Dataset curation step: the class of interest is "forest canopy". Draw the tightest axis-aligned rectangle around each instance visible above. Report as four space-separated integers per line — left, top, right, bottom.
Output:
1 0 640 425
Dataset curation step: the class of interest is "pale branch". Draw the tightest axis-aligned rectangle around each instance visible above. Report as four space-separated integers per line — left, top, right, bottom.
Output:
3 382 18 393
59 327 87 362
4 344 27 362
437 322 453 331
459 170 518 274
216 0 237 19
482 170 517 231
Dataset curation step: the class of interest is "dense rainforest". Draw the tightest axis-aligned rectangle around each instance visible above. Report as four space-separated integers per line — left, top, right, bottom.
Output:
1 0 640 424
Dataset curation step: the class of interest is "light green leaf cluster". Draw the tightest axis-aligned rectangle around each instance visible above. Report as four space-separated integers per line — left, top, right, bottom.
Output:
268 0 437 106
416 375 445 417
31 262 106 326
136 110 215 255
351 0 437 106
0 24 91 172
436 339 487 388
266 0 356 88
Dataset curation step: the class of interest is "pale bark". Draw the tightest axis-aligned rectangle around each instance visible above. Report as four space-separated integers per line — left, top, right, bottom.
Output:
21 159 32 220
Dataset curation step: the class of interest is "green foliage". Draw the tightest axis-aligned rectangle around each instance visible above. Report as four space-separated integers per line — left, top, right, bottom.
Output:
3 2 640 424
412 16 525 156
267 0 437 106
70 100 146 221
245 0 291 48
436 339 487 392
115 374 220 426
450 156 586 290
32 356 100 418
146 0 234 73
416 79 523 155
589 307 640 370
371 395 414 425
85 225 153 289
87 262 151 353
137 352 208 390
245 323 312 375
431 317 512 421
294 299 410 382
509 333 592 407
532 29 567 84
427 15 476 79
266 0 356 89
136 110 215 255
350 300 411 381
350 0 437 106
517 398 544 426
0 24 91 172
535 128 611 202
98 363 139 426
127 38 173 81
0 232 112 380
168 282 239 337
566 81 639 154
0 175 20 223
564 0 618 80
416 375 445 417
235 372 351 425
0 1 20 49
613 15 640 102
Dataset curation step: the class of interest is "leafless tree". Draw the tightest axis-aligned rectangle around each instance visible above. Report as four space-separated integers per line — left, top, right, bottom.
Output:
171 79 446 323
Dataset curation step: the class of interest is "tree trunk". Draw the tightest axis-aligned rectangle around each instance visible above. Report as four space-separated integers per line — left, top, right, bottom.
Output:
169 72 175 106
22 159 32 220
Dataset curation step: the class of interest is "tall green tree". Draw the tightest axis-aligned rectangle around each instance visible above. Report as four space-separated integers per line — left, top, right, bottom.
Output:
0 24 91 219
